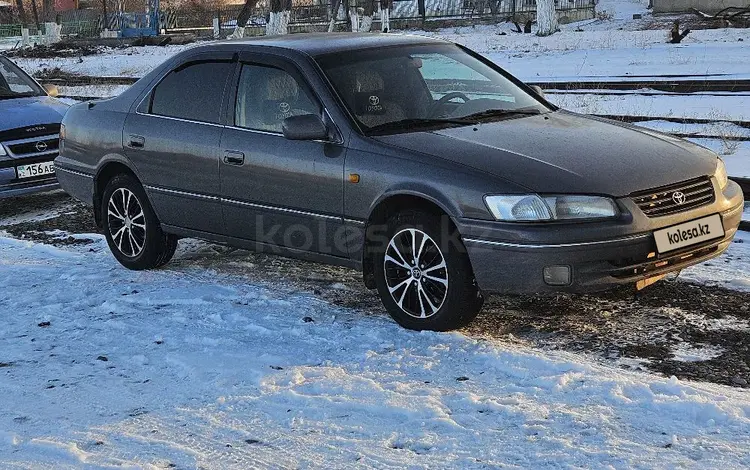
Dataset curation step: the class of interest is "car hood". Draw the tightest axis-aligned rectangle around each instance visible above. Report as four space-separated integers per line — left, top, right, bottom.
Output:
0 96 68 132
372 111 718 197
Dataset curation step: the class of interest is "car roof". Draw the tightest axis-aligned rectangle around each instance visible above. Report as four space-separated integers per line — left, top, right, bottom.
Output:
193 32 451 57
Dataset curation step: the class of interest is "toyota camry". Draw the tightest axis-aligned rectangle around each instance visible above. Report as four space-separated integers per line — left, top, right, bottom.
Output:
54 33 744 331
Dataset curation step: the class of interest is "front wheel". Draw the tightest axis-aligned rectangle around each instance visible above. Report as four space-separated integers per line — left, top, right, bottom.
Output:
101 173 177 270
373 210 483 331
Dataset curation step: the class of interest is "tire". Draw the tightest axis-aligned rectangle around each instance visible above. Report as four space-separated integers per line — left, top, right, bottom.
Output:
101 173 177 270
373 210 483 331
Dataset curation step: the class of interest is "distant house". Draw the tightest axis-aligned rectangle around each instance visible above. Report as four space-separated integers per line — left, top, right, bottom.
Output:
653 0 750 13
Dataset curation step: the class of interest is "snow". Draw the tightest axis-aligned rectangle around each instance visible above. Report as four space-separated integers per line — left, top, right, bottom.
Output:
18 43 195 78
670 344 725 363
681 232 750 291
57 84 132 99
686 139 750 178
546 93 750 121
2 234 750 468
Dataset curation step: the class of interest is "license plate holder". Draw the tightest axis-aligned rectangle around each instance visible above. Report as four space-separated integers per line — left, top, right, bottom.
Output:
653 214 724 254
16 161 55 179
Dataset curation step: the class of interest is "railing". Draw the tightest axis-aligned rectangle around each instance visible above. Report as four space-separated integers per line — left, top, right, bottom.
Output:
0 0 594 39
0 23 22 38
171 0 594 33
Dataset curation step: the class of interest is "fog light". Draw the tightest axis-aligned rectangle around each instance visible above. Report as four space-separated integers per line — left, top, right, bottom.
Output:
543 265 571 286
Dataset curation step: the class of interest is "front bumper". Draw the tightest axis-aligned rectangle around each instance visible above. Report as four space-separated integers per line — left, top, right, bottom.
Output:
461 179 744 294
0 166 59 199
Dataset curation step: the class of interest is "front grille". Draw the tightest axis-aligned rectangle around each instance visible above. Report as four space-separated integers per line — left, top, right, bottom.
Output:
631 177 714 217
7 137 59 157
1 133 60 160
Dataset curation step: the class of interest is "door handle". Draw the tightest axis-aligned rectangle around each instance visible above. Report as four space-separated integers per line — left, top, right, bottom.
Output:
128 134 145 149
223 150 245 166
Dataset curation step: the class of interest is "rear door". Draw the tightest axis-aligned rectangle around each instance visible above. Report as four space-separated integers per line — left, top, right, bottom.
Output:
219 53 348 257
123 52 236 234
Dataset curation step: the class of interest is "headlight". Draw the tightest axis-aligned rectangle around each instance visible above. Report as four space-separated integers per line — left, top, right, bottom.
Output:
715 158 728 190
484 194 618 222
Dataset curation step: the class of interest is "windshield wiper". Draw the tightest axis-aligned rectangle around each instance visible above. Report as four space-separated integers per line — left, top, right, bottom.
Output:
366 117 477 135
460 107 544 122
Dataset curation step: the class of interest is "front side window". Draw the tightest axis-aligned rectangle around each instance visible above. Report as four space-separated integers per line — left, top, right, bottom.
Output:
0 58 43 98
150 61 233 124
234 64 319 133
316 44 551 134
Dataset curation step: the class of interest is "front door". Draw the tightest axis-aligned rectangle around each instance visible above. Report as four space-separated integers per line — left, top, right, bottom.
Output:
123 54 235 234
220 55 347 258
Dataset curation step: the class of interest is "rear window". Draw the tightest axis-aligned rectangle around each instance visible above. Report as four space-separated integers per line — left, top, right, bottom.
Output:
150 61 233 124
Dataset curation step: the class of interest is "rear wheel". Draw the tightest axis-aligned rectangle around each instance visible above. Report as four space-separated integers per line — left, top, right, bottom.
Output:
101 174 177 270
373 210 483 331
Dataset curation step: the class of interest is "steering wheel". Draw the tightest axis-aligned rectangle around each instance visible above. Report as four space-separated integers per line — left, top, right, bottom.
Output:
429 92 471 117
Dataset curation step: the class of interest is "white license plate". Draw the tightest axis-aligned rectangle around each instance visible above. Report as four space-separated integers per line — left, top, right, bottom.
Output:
653 214 724 254
16 161 55 179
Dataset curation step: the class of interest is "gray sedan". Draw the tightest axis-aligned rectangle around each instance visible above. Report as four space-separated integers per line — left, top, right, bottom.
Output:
55 33 744 331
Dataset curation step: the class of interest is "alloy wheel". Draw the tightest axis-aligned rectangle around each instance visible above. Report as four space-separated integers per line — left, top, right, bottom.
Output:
107 187 146 258
384 228 449 318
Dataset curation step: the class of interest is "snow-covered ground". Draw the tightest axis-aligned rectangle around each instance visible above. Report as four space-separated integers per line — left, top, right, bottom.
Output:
3 4 750 465
1 233 750 468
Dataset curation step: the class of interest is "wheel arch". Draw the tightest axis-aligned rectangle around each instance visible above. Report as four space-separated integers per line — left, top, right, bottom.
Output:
361 190 462 289
93 156 141 229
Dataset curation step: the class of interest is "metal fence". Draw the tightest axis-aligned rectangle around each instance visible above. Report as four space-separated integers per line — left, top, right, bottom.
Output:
171 0 595 34
0 9 100 38
0 0 594 38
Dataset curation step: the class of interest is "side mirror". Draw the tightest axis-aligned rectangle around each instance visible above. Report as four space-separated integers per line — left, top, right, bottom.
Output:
529 85 545 99
43 83 59 97
282 114 329 141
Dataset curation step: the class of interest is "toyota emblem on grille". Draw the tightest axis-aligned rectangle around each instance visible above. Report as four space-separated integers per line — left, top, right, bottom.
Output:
672 191 686 205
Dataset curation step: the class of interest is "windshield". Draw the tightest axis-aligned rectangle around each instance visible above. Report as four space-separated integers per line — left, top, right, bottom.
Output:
315 44 552 135
0 57 44 99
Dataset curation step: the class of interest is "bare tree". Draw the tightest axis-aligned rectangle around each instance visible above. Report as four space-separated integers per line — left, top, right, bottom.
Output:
380 0 392 32
101 0 109 30
359 0 374 32
42 0 54 22
236 0 260 28
229 0 260 37
328 0 346 32
266 0 291 35
15 0 29 27
536 0 558 36
30 0 41 30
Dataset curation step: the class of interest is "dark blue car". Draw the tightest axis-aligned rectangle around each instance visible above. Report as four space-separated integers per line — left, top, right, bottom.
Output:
1 55 68 198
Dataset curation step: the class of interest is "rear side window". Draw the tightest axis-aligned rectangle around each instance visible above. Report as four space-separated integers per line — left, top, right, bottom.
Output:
150 61 233 124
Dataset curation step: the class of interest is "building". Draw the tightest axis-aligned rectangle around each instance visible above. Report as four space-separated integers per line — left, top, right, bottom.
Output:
653 0 750 13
